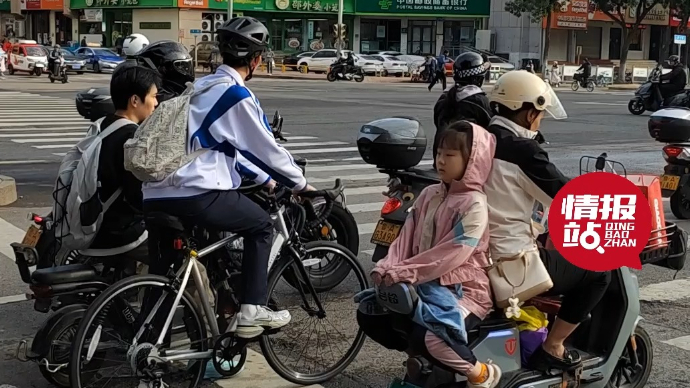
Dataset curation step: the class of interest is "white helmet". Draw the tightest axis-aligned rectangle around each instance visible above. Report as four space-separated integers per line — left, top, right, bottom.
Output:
489 70 567 120
122 33 149 56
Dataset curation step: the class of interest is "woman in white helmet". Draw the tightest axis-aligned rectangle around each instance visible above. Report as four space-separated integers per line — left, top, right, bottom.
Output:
122 33 149 56
483 70 611 373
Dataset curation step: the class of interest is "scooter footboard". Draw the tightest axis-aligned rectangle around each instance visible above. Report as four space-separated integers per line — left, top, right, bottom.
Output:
470 326 522 375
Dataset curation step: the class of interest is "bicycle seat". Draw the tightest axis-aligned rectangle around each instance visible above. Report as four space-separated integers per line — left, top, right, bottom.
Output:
145 212 186 232
31 264 97 285
375 283 419 315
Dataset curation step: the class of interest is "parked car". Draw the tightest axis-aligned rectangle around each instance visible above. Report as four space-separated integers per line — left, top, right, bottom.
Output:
190 41 218 69
73 47 123 72
40 46 87 74
297 49 352 73
283 51 316 71
368 54 408 76
354 54 384 75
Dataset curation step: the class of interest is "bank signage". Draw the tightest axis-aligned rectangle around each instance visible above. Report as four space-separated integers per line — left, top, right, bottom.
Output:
74 0 174 8
204 0 264 10
355 0 489 16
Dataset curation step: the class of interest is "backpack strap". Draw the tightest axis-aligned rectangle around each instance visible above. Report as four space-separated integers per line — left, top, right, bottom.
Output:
102 187 123 213
99 118 135 139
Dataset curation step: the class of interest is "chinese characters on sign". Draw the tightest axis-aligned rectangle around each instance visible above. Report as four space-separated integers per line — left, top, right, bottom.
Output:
395 0 470 12
548 172 651 271
561 194 638 253
544 0 588 30
92 0 138 5
290 0 339 11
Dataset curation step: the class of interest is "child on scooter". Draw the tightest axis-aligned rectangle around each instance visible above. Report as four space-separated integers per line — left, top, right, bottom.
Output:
359 121 501 388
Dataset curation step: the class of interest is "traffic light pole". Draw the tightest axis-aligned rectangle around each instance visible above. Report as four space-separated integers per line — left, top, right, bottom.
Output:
336 0 343 57
228 0 233 19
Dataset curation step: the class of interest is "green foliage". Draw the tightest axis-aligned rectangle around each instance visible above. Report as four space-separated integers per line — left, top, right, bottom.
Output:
504 0 561 23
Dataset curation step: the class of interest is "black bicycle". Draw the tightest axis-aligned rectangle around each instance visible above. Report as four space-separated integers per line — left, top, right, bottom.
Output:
68 179 368 388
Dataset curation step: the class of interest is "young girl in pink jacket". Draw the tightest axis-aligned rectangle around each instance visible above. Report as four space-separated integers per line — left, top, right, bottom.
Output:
357 121 500 388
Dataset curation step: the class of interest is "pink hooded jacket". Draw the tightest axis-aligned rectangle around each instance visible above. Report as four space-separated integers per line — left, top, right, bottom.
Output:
372 123 496 320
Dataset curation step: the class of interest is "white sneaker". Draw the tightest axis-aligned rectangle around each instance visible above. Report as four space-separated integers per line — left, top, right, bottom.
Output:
467 362 502 388
235 305 291 339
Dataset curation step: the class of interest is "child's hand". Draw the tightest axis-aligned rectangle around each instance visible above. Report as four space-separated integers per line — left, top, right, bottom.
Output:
383 274 396 287
371 272 383 286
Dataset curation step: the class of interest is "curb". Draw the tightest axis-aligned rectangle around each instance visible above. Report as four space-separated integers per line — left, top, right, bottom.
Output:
0 175 17 206
605 86 639 91
213 349 323 388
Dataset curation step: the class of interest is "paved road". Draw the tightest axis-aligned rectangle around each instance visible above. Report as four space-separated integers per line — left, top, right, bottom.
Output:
0 75 689 388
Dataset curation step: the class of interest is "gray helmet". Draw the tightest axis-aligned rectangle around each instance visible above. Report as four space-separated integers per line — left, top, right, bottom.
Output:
217 17 269 62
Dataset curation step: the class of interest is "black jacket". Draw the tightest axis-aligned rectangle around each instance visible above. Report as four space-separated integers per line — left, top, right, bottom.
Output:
90 114 145 249
433 85 493 162
660 64 687 91
578 62 592 76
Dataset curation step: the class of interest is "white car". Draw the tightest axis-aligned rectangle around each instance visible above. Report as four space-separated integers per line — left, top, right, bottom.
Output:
369 55 408 76
297 49 353 73
355 55 384 75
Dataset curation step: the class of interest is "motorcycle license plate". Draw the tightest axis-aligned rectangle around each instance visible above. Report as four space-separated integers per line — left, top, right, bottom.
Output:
72 64 81 70
371 220 402 246
21 224 42 248
661 175 680 191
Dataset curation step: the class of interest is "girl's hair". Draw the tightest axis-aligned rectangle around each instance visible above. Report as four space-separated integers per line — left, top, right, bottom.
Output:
437 120 473 163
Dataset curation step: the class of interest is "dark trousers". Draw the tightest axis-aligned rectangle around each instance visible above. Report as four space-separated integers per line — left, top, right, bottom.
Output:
539 248 611 324
357 309 481 372
144 190 273 305
429 70 447 91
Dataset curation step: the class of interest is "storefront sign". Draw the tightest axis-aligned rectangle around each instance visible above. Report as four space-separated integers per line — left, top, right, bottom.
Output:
670 8 690 27
543 0 588 30
74 0 175 8
140 21 171 28
588 2 669 25
276 0 340 12
355 0 489 16
0 0 9 11
207 0 264 10
81 8 103 20
26 0 41 9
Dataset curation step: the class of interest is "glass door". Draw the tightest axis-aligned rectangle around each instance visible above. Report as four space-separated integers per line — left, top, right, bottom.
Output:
408 23 434 55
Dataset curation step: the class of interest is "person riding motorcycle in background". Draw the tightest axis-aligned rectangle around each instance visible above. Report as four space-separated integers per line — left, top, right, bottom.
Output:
574 58 591 84
433 51 493 169
333 51 355 76
658 54 686 104
483 70 611 373
48 44 62 76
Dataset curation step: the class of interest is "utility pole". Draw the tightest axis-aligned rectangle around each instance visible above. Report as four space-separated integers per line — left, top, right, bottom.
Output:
336 0 343 57
228 0 233 20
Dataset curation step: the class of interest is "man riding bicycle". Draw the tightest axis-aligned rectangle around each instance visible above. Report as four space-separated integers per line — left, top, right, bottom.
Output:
142 16 315 339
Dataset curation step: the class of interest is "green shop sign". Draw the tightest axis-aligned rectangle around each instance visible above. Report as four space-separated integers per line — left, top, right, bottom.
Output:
209 0 264 11
265 0 354 13
75 0 175 8
356 0 489 16
0 0 9 12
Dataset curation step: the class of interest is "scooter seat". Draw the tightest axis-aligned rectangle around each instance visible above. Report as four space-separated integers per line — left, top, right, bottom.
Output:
31 264 98 285
144 212 186 233
407 167 439 180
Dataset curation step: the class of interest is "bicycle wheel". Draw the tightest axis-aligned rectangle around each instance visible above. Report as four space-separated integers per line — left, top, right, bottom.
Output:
260 241 368 385
69 274 208 388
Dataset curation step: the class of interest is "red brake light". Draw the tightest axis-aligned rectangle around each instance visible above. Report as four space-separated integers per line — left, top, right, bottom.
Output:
32 215 43 224
173 238 184 250
663 145 683 158
381 198 402 215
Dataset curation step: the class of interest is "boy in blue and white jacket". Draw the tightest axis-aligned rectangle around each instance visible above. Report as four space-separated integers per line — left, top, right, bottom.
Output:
143 17 314 339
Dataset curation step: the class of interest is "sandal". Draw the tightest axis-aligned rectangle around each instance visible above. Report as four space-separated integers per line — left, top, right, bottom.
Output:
529 344 582 372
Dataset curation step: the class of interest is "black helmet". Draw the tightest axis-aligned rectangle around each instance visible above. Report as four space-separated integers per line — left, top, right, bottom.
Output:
130 40 194 99
217 17 269 62
669 55 681 66
453 52 489 86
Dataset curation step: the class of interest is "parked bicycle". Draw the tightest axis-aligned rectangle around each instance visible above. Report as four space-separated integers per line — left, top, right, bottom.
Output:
68 179 368 388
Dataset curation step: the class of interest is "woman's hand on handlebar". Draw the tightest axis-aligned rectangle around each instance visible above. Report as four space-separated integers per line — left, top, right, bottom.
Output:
264 179 277 193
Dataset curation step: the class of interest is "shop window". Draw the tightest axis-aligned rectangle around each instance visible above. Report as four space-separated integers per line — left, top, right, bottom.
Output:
443 20 475 51
629 29 641 51
408 22 435 56
80 10 132 47
359 19 401 53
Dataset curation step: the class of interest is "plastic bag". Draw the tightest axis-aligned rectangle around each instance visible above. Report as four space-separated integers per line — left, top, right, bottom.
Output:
510 306 548 331
521 328 548 366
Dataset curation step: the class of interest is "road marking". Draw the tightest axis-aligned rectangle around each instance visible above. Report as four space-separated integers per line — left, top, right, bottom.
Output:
0 216 24 262
348 202 385 213
281 141 347 148
362 249 375 256
0 294 29 306
0 160 50 165
34 144 77 149
307 159 433 172
662 335 690 351
344 186 387 196
0 132 85 138
639 278 690 302
14 137 83 143
0 121 89 127
359 223 376 235
291 147 359 154
280 136 317 140
572 102 627 106
0 126 86 132
309 174 385 183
